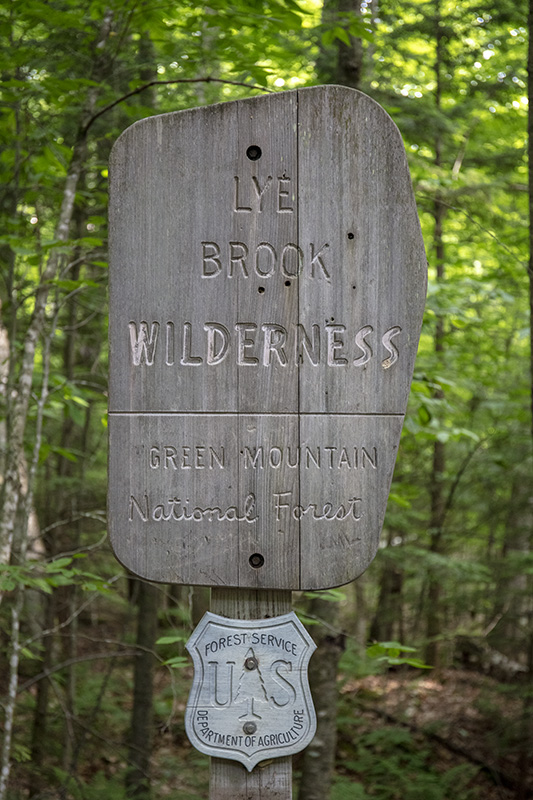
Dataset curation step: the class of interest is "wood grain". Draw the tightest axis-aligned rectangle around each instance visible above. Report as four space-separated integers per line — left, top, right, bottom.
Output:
209 589 292 799
108 86 427 590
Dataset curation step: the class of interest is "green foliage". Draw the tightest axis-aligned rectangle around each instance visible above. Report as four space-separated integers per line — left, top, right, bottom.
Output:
339 638 431 682
0 556 111 595
0 0 531 797
11 744 31 765
51 770 127 800
365 642 431 670
337 726 480 800
156 631 190 668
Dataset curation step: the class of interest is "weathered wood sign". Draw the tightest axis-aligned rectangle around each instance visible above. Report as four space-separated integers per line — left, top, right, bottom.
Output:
108 85 427 591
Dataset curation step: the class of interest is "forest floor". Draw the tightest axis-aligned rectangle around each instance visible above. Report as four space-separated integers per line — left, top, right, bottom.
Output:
11 626 531 800
339 668 531 800
145 664 531 799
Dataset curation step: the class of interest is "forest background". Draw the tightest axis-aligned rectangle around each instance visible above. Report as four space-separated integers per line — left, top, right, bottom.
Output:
0 0 532 799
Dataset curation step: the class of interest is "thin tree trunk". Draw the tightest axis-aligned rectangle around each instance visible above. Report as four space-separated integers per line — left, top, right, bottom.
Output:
0 9 114 576
298 596 345 800
125 581 160 800
529 0 533 448
124 34 161 800
516 3 533 795
53 206 89 772
353 575 367 647
298 15 365 798
28 592 55 797
0 307 55 800
369 531 403 643
0 14 115 798
425 0 447 668
317 0 364 87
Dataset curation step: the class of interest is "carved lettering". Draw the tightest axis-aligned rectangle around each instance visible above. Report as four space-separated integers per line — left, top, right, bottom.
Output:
208 661 235 707
273 491 363 522
233 176 252 212
229 241 249 277
354 325 373 366
163 321 174 366
269 660 296 707
262 324 288 366
382 326 402 368
255 242 276 276
296 324 320 366
326 324 348 366
310 243 330 279
201 240 330 282
269 447 282 467
201 241 222 276
305 446 320 468
277 177 293 213
281 243 303 277
129 492 258 523
362 446 378 469
252 175 273 211
233 175 293 214
205 323 230 365
181 322 203 365
244 447 263 469
129 321 401 370
129 321 160 365
242 446 377 470
236 323 259 365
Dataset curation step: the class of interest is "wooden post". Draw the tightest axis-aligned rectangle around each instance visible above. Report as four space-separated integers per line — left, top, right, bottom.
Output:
209 589 292 800
107 85 427 789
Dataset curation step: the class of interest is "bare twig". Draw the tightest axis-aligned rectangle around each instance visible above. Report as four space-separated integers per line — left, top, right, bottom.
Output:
416 191 527 268
82 76 274 135
17 651 138 694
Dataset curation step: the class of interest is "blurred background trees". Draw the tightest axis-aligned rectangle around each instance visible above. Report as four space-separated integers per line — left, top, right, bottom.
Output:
0 1 531 798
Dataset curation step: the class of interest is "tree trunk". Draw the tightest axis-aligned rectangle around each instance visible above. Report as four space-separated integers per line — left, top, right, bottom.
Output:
0 15 115 798
0 9 114 577
516 3 533 795
369 532 404 643
125 581 160 800
353 575 368 647
28 592 56 797
424 0 447 668
317 0 364 87
298 596 345 800
298 15 366 799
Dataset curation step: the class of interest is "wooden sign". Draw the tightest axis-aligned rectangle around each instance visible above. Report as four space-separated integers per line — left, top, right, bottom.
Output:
108 85 427 590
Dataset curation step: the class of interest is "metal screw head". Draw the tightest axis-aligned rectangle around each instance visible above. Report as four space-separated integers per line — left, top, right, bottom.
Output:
243 722 257 735
244 656 258 671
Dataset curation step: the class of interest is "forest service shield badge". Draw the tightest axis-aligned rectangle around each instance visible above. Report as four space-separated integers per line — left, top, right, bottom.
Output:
185 611 317 770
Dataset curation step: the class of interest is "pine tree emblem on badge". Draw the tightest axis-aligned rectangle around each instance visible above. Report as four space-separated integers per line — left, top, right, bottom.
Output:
185 611 317 770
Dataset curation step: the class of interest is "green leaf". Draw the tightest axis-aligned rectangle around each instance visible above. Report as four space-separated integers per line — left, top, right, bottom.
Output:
163 656 189 668
332 26 351 46
156 634 188 645
52 278 99 291
45 557 73 571
379 641 418 653
52 446 79 462
388 492 411 508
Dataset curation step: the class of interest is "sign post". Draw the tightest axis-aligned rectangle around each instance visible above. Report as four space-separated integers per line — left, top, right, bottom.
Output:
108 85 426 797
